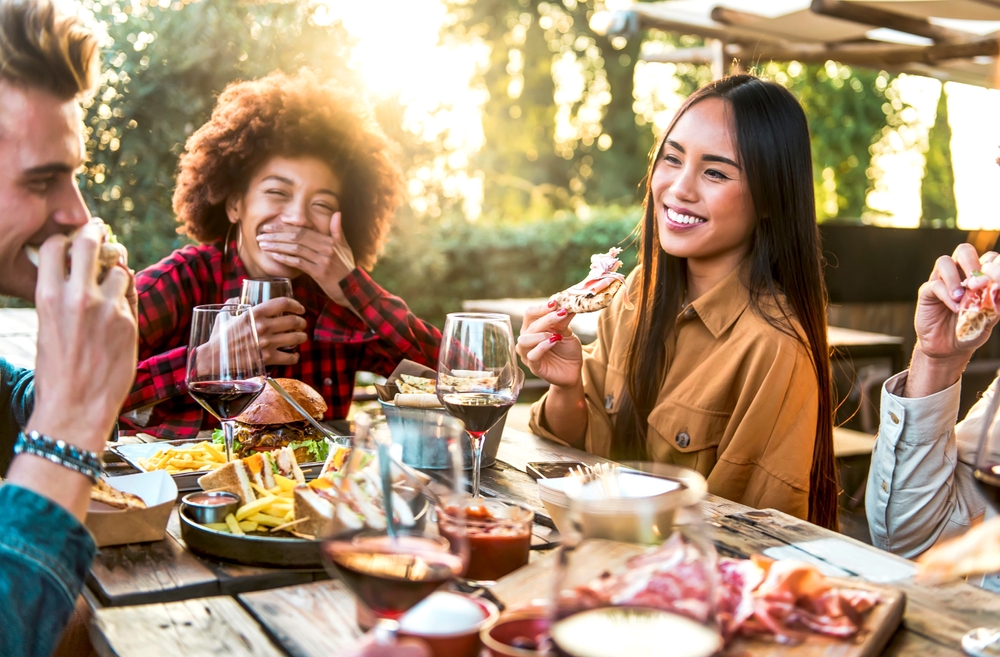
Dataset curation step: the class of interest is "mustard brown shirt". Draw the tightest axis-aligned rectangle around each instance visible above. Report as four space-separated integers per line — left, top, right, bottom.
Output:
530 267 818 519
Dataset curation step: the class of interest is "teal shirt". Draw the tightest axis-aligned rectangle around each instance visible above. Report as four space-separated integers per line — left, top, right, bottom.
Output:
0 358 97 657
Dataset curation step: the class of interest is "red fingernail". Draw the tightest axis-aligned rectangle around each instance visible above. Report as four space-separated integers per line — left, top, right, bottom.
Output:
547 300 556 308
548 334 562 343
557 308 567 316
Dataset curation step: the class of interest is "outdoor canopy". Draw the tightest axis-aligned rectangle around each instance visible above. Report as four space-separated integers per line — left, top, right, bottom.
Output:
592 0 1000 88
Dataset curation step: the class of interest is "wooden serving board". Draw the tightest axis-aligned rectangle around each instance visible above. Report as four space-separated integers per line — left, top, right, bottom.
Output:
491 539 906 657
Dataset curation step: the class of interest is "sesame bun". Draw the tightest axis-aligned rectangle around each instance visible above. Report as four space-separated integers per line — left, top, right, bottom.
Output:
235 378 328 425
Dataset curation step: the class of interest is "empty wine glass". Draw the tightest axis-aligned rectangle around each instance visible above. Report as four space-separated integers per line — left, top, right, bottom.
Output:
322 414 469 652
186 304 266 461
436 313 522 499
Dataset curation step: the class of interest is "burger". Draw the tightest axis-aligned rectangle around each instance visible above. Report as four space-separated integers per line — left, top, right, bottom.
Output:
225 378 331 462
25 217 127 281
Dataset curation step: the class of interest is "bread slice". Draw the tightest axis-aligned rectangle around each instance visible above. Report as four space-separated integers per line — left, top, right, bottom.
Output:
294 487 363 537
198 461 255 504
91 479 146 510
550 279 623 314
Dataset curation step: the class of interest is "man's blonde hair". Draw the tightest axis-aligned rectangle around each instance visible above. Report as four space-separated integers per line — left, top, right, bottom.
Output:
0 0 99 100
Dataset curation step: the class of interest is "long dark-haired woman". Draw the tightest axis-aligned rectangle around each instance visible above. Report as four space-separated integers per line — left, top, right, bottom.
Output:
516 75 837 528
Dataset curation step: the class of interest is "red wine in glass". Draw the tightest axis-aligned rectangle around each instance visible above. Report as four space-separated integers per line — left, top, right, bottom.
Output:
323 536 464 620
974 465 1000 512
440 392 515 436
188 380 265 420
186 304 266 461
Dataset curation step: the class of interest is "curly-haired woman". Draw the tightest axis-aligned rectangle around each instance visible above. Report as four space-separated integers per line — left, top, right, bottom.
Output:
122 70 439 438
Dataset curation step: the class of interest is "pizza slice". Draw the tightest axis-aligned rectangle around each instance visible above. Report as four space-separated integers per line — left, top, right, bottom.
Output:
90 478 147 511
550 247 634 314
956 274 1000 342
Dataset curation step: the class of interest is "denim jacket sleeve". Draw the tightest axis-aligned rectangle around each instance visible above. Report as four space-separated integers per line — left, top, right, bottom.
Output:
0 484 96 657
0 357 34 474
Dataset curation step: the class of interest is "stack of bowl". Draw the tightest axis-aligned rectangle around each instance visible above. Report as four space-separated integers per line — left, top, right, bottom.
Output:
537 463 706 543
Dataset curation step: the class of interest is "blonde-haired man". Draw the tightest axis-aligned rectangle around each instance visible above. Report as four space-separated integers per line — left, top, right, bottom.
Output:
0 1 137 655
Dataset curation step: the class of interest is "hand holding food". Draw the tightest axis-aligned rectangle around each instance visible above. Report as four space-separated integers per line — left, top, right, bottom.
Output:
914 244 1000 358
516 303 583 388
28 220 138 453
257 211 356 307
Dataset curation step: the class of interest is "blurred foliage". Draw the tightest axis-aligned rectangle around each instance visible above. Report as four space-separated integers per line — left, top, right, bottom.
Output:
371 206 641 326
920 88 957 228
79 0 357 271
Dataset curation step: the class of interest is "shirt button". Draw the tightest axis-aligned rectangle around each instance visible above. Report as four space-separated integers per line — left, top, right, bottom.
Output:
683 307 696 319
881 481 888 492
675 431 691 448
889 412 900 424
323 378 333 386
604 394 614 410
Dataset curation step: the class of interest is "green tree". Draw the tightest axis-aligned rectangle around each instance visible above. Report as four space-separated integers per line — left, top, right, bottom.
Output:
80 0 356 270
920 86 957 228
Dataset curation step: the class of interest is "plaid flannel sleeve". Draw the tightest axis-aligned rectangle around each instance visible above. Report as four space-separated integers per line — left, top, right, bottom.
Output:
316 268 441 376
122 251 204 415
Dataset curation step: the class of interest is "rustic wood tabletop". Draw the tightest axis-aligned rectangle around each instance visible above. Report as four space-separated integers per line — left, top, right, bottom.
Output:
85 427 994 656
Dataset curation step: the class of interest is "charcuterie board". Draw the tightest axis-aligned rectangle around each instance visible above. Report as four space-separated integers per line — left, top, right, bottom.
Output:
493 539 905 657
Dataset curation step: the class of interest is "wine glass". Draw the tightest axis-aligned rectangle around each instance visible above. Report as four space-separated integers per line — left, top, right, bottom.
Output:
240 277 293 306
186 304 266 462
322 414 469 651
963 367 1000 657
549 463 722 657
240 277 295 354
436 312 522 499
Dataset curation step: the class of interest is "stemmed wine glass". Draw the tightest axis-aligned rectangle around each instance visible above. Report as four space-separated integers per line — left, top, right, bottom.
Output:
186 304 267 462
436 313 523 499
322 414 469 652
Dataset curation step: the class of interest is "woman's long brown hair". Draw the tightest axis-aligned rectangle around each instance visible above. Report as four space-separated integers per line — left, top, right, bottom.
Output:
611 75 838 530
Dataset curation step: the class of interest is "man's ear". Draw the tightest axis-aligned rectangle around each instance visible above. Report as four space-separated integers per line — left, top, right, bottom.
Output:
225 194 242 224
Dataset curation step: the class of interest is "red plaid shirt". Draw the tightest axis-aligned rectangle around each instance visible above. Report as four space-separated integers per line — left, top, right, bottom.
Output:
121 239 440 438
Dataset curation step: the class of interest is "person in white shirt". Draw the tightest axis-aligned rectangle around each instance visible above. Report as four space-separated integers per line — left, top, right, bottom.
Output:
868 243 1000 559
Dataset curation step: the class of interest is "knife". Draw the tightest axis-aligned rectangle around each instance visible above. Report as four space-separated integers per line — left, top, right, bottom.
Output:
266 377 342 443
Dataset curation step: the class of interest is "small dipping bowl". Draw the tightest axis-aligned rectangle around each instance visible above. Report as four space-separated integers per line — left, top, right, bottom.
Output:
398 591 500 657
181 491 240 524
481 610 551 657
438 499 534 581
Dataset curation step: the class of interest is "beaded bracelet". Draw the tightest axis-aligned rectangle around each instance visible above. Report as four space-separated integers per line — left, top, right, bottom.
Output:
14 430 103 483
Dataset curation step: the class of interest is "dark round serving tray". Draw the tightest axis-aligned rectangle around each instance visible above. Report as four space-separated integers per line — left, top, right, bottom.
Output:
179 497 431 569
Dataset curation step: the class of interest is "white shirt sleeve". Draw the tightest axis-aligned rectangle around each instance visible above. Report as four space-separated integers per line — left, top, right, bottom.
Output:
867 371 989 558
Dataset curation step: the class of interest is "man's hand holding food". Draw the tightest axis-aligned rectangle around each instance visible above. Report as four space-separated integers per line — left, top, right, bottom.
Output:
905 244 1000 398
7 222 138 520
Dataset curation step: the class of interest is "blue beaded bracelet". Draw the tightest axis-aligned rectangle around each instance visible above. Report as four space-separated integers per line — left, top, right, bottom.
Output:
14 430 103 483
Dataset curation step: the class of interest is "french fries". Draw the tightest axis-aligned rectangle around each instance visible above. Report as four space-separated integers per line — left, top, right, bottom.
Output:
138 442 226 474
203 486 298 535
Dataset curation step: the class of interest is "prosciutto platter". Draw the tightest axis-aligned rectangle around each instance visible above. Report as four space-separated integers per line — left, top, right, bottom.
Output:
559 534 881 645
492 537 905 657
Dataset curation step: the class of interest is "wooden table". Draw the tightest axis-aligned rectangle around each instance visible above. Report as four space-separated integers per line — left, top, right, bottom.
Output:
87 428 994 656
462 298 907 373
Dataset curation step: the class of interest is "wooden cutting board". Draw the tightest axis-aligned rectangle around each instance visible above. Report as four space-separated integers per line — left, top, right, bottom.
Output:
491 539 906 657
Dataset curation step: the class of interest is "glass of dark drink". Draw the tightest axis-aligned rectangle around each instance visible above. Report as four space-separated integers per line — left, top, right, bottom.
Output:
436 312 522 499
322 418 469 651
240 277 295 354
185 304 266 461
438 498 533 582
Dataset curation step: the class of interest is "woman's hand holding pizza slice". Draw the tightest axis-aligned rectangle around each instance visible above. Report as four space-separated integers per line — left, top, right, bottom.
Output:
516 302 583 388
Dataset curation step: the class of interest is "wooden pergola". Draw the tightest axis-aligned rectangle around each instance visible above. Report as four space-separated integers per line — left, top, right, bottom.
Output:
592 0 1000 87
